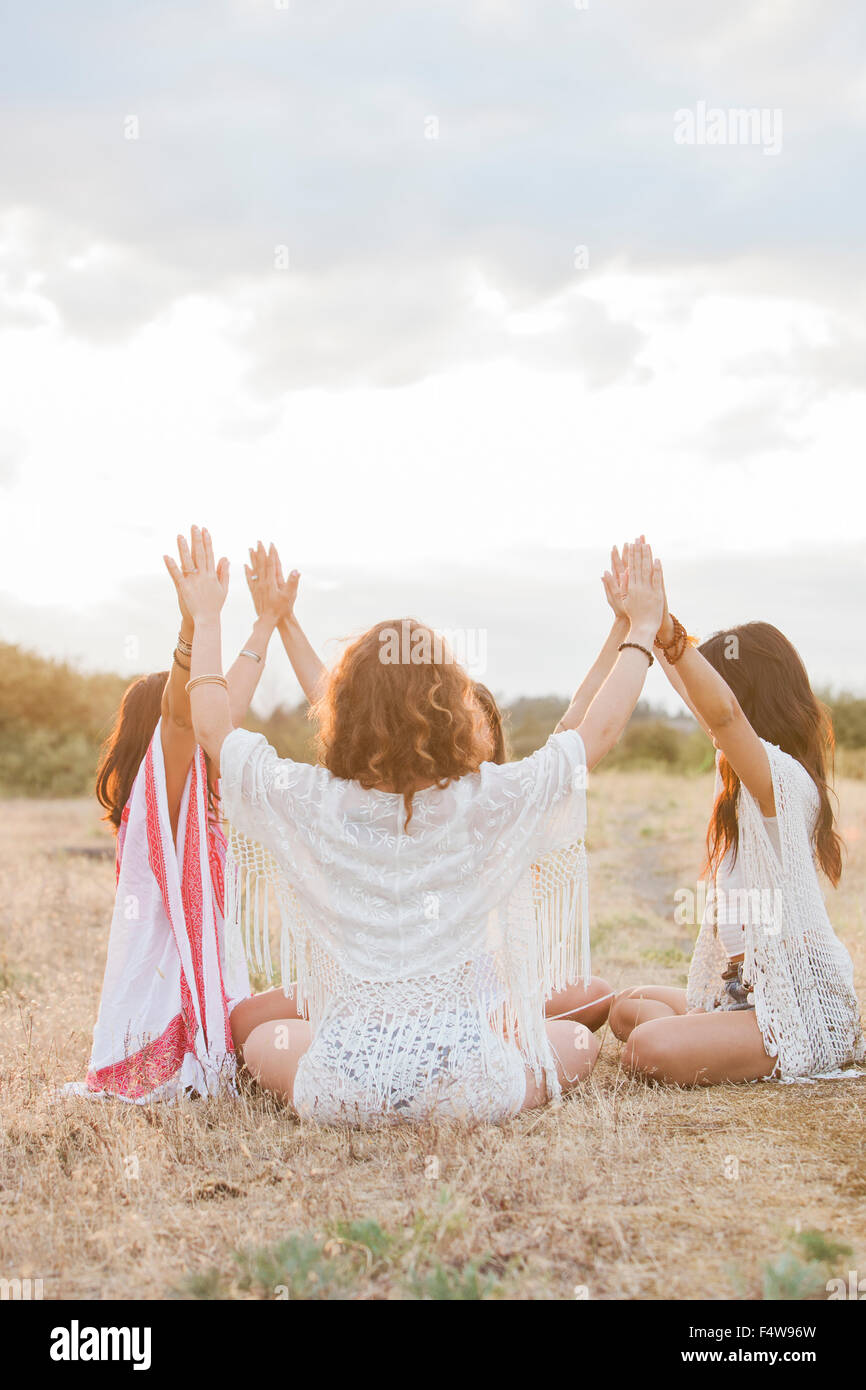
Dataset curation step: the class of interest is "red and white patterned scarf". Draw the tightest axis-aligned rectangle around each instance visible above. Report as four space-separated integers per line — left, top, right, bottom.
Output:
66 721 250 1103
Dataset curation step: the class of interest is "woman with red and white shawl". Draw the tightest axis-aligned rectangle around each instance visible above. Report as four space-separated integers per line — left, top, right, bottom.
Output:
65 533 293 1103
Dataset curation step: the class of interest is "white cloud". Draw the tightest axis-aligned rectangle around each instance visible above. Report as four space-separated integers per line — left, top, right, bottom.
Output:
0 0 864 697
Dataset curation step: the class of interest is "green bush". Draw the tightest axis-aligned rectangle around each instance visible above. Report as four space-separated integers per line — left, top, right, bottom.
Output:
823 692 866 749
0 639 320 797
761 1229 852 1301
0 725 100 797
603 721 712 773
0 641 129 797
246 703 318 764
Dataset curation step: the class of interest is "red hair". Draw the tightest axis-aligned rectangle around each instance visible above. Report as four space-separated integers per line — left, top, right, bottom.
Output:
314 619 489 827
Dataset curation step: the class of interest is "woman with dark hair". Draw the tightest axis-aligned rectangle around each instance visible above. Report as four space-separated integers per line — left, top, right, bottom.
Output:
67 535 292 1103
608 541 864 1085
171 527 665 1125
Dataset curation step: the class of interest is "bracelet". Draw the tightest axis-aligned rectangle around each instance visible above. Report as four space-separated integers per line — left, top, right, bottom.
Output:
618 641 654 667
176 634 193 655
654 614 690 665
240 648 262 663
173 648 191 671
184 674 228 694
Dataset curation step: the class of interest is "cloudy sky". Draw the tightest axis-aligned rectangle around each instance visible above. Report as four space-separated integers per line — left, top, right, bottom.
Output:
1 0 864 709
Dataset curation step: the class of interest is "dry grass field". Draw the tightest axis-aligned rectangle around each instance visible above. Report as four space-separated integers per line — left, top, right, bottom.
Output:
1 770 865 1301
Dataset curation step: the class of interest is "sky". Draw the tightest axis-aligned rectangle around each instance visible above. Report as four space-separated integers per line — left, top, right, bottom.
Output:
1 0 865 710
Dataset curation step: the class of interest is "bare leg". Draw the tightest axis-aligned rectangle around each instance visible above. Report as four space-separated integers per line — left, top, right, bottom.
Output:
230 985 303 1058
622 1010 775 1086
609 984 688 1042
521 1021 601 1110
241 1018 312 1104
545 975 614 1030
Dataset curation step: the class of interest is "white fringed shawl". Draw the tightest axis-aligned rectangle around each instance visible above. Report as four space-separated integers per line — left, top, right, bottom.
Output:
687 741 865 1080
220 727 591 1105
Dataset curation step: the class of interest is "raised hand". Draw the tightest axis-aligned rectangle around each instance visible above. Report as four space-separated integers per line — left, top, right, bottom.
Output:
621 534 674 646
620 537 664 639
164 533 195 627
163 526 229 622
245 541 300 625
602 545 628 620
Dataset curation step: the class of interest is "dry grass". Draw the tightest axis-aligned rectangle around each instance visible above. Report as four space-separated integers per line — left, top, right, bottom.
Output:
1 773 865 1301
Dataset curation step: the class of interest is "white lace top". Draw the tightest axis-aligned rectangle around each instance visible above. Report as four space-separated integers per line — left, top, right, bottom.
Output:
220 727 591 1124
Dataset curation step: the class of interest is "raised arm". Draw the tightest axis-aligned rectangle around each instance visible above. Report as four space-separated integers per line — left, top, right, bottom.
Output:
552 551 630 729
557 539 665 770
164 527 233 763
613 542 711 739
161 534 200 834
220 540 294 726
654 573 774 816
248 541 329 704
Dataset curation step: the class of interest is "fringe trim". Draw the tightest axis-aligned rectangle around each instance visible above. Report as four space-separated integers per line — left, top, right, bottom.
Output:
225 827 592 1106
533 852 592 995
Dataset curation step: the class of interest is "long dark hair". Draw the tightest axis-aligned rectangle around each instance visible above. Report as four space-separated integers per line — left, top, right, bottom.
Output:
96 672 168 830
699 622 842 885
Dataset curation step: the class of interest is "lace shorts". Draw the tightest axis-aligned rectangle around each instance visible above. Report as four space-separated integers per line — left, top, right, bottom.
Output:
292 1010 529 1127
713 961 756 1012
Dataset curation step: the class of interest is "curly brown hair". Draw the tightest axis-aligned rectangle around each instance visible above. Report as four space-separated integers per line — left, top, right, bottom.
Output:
314 618 490 827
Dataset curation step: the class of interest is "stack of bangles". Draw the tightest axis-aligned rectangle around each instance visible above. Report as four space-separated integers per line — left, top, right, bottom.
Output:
653 614 697 665
184 674 228 694
173 633 193 671
174 636 262 672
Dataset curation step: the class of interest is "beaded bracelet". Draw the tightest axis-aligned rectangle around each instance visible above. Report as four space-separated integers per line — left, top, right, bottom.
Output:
654 614 689 665
173 648 191 671
618 641 654 667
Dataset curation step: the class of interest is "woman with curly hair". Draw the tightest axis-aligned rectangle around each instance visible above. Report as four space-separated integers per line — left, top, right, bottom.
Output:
244 543 614 1036
171 527 665 1124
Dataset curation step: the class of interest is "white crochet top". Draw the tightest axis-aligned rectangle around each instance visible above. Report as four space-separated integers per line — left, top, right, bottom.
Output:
687 742 865 1079
714 816 782 958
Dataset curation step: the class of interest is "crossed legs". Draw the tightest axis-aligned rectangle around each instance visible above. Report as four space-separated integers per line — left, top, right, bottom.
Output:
609 984 776 1086
231 987 606 1112
232 976 774 1101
